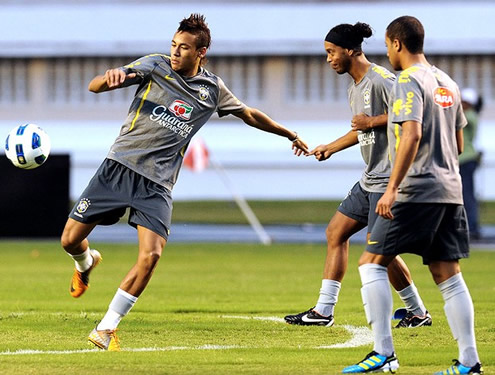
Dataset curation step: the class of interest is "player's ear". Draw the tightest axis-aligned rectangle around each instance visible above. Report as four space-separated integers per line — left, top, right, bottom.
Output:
393 39 402 53
198 47 207 59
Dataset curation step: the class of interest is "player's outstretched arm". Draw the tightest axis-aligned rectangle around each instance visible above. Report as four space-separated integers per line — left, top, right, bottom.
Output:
88 69 137 93
233 107 309 155
308 130 358 161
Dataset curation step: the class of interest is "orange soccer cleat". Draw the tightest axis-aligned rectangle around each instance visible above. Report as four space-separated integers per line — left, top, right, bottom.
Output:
69 249 102 298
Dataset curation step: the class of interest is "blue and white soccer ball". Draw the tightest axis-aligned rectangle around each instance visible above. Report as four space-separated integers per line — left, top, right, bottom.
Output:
4 124 51 169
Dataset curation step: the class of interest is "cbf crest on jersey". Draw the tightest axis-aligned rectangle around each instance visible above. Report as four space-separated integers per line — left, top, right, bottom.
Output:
198 85 210 101
76 198 91 214
363 89 371 108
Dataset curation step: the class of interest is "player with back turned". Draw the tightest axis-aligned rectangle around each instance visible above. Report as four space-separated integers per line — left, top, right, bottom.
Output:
285 22 431 329
60 14 308 351
343 16 483 374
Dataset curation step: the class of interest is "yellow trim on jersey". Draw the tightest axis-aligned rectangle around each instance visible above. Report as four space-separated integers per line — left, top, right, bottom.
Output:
124 54 170 69
180 143 188 157
398 66 420 83
144 53 170 59
372 65 394 80
129 81 152 132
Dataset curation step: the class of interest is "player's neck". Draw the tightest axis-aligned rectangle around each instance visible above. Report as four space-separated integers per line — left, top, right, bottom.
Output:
178 64 201 78
401 53 430 70
349 56 371 84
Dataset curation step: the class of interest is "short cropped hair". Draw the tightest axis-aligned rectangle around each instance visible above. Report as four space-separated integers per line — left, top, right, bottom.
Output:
386 16 424 54
177 13 211 50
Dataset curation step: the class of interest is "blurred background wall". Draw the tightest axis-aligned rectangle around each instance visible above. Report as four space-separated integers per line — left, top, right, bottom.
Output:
1 0 494 201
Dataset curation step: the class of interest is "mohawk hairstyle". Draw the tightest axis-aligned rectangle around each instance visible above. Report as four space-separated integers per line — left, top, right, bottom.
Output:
178 14 211 50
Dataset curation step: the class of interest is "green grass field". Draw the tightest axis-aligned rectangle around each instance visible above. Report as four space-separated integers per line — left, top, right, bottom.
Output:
170 200 495 225
0 241 492 374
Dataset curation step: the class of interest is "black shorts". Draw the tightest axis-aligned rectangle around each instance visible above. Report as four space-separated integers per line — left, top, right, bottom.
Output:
69 159 172 240
366 202 469 264
337 182 382 232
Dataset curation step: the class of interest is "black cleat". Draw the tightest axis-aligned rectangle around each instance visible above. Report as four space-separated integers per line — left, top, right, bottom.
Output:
395 310 432 328
284 307 334 327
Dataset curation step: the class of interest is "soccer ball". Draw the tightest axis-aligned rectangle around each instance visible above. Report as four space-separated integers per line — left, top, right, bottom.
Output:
4 124 51 169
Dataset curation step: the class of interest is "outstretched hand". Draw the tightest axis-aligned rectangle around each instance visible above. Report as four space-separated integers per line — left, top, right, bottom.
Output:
292 138 309 156
104 69 137 89
307 144 332 161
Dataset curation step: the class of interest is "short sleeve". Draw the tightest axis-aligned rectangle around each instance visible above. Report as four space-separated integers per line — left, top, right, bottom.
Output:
375 76 394 115
390 70 423 125
216 77 246 117
119 54 166 87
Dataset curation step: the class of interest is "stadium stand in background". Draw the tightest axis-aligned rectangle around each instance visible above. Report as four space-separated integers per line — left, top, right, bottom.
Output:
1 0 494 201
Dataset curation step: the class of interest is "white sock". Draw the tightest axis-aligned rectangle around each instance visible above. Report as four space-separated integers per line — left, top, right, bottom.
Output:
97 288 138 331
314 279 341 317
396 282 427 316
438 273 480 367
70 248 93 272
359 264 394 357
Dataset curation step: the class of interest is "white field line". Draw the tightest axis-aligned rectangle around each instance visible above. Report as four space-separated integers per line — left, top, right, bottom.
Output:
0 345 243 356
221 315 285 323
0 315 373 356
221 315 373 348
317 325 373 348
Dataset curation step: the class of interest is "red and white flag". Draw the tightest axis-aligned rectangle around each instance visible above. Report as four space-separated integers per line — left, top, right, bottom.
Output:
183 138 209 172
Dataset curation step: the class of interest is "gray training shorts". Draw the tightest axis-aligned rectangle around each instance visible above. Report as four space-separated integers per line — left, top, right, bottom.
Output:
366 202 469 265
69 158 172 240
337 182 383 232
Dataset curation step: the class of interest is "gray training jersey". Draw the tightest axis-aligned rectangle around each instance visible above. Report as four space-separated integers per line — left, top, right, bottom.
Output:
348 63 395 193
388 64 467 203
107 54 246 190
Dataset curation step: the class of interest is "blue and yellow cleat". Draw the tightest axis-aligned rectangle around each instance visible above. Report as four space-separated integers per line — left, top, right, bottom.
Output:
343 351 399 373
434 360 483 375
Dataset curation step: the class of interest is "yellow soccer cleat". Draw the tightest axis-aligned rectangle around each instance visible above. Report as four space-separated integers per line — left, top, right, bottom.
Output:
88 328 120 351
69 249 102 298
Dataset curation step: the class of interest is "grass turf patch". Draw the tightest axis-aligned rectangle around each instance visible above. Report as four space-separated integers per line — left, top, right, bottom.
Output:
0 241 492 374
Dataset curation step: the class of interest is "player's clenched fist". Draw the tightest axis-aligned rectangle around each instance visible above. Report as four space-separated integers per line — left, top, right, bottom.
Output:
104 69 136 88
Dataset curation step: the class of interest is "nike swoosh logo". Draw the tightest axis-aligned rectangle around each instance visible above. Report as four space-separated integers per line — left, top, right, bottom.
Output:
165 74 175 81
301 314 329 323
367 240 379 245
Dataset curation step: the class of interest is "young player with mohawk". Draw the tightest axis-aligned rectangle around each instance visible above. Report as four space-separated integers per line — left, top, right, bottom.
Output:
61 14 308 351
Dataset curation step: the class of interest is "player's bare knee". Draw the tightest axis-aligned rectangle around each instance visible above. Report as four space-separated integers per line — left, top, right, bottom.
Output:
326 226 345 248
428 261 460 284
139 250 161 271
60 230 77 251
149 250 161 264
